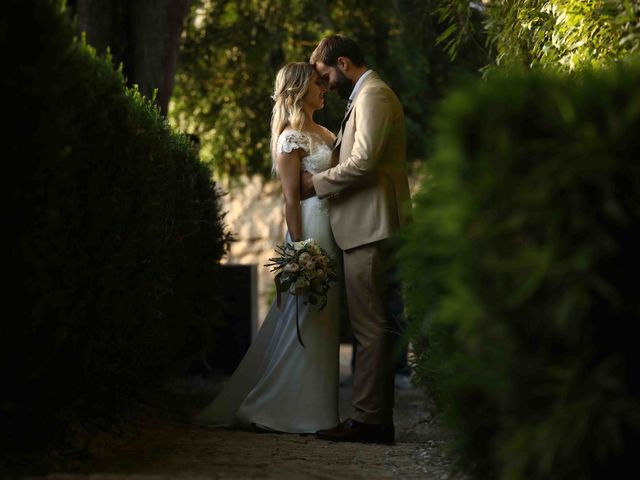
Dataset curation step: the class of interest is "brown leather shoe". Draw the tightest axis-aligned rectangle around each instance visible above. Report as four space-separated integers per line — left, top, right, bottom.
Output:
316 418 395 445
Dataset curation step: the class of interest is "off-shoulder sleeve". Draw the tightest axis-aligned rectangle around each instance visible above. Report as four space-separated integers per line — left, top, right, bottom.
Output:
277 130 310 155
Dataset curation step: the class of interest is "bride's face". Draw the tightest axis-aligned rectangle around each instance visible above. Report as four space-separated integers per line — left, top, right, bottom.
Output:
303 71 328 111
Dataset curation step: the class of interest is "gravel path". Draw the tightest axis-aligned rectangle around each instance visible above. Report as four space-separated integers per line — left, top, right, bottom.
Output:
15 347 464 480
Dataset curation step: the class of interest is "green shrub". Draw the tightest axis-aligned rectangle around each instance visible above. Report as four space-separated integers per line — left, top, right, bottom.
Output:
2 0 227 453
401 60 640 479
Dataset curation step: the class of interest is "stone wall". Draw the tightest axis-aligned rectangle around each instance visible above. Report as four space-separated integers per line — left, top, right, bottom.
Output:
217 175 285 325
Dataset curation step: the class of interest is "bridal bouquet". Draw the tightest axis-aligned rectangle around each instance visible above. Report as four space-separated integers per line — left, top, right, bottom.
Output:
265 238 338 347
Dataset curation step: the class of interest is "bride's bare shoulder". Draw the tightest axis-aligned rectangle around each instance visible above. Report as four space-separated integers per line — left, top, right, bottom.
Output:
279 127 304 139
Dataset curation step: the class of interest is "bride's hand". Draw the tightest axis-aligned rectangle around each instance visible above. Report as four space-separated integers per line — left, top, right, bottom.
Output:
300 170 316 200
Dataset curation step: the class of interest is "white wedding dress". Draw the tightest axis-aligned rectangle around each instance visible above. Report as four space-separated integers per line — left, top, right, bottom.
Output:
194 129 340 433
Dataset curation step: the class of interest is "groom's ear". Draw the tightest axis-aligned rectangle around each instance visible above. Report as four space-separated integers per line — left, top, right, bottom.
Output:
336 56 350 71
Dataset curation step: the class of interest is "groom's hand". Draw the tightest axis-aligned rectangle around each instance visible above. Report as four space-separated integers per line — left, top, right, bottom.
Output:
300 170 316 200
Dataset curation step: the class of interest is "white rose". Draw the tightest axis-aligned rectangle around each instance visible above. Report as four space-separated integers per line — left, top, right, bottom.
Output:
298 252 311 264
284 262 300 272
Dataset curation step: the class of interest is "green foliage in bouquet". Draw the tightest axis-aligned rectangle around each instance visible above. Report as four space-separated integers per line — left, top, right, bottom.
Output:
401 59 640 479
2 0 228 454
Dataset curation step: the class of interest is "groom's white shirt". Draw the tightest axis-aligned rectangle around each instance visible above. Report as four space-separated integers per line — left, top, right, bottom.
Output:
348 69 373 106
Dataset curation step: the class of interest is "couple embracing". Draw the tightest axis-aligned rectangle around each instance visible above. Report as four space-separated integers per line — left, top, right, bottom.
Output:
195 34 412 445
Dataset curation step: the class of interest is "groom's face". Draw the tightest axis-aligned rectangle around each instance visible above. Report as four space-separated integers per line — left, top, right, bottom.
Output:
314 61 353 100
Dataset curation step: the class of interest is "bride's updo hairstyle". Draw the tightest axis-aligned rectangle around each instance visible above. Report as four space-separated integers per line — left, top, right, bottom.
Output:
270 62 315 173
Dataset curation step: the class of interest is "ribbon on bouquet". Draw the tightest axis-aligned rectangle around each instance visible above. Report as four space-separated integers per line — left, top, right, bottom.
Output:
274 275 306 349
295 297 305 348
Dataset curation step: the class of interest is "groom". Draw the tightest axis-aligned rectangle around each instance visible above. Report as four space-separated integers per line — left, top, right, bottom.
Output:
301 35 412 444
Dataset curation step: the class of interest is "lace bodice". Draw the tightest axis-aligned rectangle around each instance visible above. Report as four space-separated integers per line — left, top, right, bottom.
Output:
277 130 333 175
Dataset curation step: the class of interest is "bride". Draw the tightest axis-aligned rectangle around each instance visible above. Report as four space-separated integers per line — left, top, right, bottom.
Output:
194 62 341 434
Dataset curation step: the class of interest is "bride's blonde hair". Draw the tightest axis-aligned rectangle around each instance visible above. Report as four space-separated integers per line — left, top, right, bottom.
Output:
270 62 315 174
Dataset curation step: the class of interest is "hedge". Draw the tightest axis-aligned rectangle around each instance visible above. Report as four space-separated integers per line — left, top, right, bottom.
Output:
401 60 640 479
2 0 228 453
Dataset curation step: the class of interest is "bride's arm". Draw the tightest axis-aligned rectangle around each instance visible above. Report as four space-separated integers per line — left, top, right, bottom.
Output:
277 149 303 242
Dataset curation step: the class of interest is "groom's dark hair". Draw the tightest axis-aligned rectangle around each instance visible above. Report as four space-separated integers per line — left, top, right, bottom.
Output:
310 35 365 67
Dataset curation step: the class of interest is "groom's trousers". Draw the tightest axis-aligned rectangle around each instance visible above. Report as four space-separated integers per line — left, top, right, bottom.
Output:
343 238 401 426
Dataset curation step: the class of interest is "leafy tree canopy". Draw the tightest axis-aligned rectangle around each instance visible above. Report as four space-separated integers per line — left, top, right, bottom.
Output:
170 0 487 177
435 0 640 72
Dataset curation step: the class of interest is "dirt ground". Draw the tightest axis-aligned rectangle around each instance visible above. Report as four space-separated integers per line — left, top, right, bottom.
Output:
14 346 465 480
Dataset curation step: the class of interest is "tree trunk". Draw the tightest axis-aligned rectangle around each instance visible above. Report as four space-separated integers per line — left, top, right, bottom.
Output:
73 0 191 115
158 0 192 115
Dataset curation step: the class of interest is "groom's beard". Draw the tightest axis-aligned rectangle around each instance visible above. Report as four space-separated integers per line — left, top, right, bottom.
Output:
333 68 353 100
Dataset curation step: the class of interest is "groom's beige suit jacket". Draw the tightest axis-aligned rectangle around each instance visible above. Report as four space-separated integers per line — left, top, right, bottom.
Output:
312 71 411 251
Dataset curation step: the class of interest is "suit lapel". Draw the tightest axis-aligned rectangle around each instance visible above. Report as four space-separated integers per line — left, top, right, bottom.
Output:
333 105 354 151
332 71 378 153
